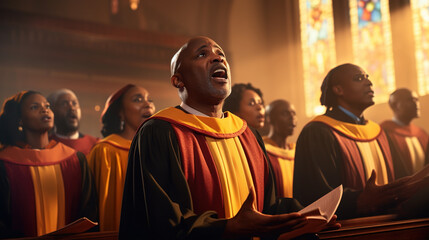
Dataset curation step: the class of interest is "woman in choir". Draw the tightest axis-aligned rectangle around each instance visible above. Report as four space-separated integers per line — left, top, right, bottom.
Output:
87 84 155 231
0 91 98 238
223 83 266 130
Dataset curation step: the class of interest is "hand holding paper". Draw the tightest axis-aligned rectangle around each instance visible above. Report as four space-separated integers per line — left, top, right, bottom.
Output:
278 185 343 240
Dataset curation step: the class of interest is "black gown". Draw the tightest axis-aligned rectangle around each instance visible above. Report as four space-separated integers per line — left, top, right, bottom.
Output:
293 107 393 219
119 107 306 240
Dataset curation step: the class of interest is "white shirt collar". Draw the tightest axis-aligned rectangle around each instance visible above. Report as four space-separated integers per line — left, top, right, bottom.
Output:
55 131 80 140
180 102 224 118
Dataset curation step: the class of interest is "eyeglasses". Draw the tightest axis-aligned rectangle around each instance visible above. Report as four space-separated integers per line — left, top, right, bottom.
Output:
353 74 369 82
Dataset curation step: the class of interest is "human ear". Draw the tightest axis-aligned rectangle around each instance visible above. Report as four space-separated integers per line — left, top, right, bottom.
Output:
171 74 184 89
332 85 344 96
391 102 399 112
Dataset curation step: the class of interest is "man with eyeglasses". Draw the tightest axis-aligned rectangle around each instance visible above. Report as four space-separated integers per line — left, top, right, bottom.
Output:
293 63 429 220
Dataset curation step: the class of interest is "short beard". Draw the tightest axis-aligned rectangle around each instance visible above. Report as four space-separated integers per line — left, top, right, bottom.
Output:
55 121 79 136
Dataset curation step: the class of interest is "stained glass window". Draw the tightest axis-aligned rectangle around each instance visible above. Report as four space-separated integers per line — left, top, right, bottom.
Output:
299 0 336 117
411 0 429 95
349 0 395 103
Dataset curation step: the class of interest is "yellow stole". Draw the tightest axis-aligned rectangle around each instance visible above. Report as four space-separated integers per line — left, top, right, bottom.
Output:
263 137 295 198
313 115 389 185
30 164 66 235
151 107 256 218
0 143 76 235
403 136 425 172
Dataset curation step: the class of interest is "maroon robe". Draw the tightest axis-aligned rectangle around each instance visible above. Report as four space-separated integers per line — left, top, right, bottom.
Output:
51 134 98 156
381 120 429 177
0 141 97 238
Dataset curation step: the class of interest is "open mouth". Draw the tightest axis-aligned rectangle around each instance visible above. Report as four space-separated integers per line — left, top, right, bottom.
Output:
211 65 228 81
212 69 227 78
42 116 52 122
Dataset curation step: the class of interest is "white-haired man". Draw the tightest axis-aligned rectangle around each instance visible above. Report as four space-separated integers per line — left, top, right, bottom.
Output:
48 89 98 155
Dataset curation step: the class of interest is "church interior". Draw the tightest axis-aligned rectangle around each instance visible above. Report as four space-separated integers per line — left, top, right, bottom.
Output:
2 0 428 141
1 0 429 238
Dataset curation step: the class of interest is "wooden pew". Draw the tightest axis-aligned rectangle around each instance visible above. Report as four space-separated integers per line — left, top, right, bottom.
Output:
11 215 429 239
9 231 118 240
319 215 429 240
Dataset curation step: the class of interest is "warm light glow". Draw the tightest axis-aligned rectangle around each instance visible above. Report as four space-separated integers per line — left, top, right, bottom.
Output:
94 105 101 112
314 105 327 116
349 0 395 103
299 0 337 117
130 0 139 10
411 0 429 95
111 0 118 14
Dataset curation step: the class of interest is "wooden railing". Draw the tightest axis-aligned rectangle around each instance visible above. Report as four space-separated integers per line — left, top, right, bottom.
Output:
8 231 118 240
319 215 429 240
10 215 429 240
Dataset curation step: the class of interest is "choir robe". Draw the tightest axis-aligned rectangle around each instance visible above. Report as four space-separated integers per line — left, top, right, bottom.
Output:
51 134 99 156
0 141 98 238
119 107 304 240
87 134 131 231
380 120 429 178
294 107 394 219
263 137 295 198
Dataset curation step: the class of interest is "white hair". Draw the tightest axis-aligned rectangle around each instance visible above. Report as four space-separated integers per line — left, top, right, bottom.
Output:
47 89 77 108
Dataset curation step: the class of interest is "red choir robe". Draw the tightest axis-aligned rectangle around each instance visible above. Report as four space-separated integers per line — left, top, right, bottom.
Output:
50 134 98 156
0 141 98 238
380 120 429 178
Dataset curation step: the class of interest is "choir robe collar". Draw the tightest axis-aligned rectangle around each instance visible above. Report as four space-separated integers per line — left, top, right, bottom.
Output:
0 141 76 166
99 134 131 151
262 137 295 160
311 115 381 141
381 120 425 137
148 107 246 138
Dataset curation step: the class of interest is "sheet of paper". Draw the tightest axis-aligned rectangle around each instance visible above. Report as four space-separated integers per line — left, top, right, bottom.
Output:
45 217 98 236
298 185 343 222
278 185 343 240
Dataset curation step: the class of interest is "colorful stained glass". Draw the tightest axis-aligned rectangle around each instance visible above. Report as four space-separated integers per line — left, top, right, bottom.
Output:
350 0 395 103
299 0 336 117
411 0 429 95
